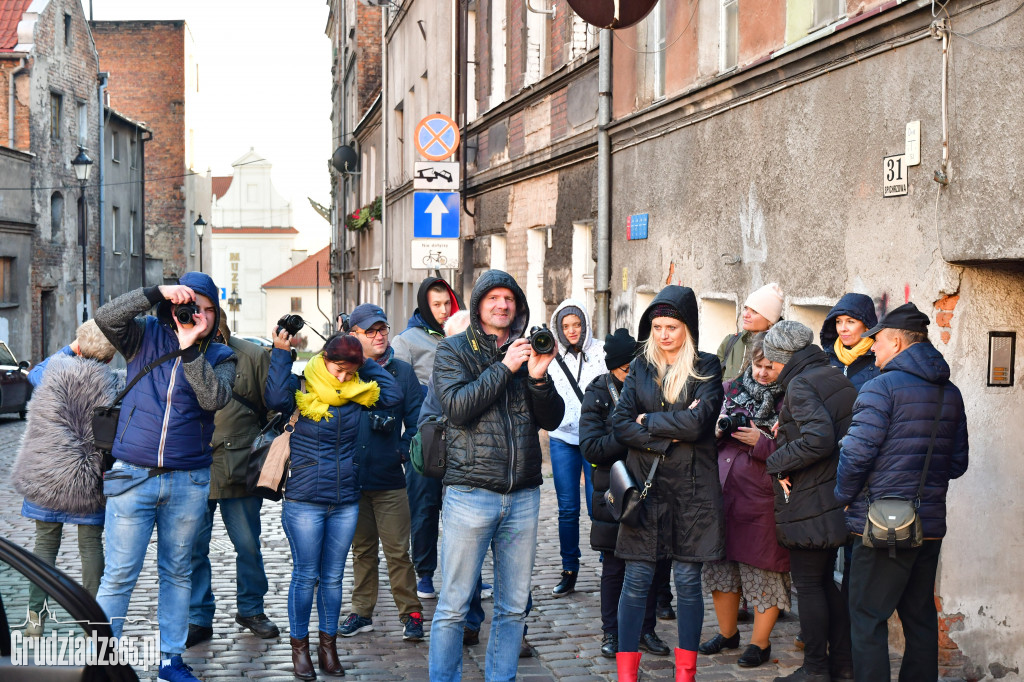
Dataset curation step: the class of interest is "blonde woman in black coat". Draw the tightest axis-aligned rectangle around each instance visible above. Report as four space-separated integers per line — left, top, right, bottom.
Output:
611 286 724 682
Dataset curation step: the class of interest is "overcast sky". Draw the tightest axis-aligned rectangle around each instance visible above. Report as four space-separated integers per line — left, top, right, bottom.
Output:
91 0 333 252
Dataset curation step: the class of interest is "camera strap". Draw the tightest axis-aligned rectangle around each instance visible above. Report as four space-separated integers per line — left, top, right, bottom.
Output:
104 349 187 410
554 354 585 403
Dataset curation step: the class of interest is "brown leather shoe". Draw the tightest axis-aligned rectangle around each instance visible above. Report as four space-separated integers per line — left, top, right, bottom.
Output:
317 631 345 677
291 636 317 680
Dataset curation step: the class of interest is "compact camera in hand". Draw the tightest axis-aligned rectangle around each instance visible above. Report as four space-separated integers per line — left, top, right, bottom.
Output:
276 314 305 336
527 324 555 354
370 413 397 433
174 302 199 325
717 412 751 436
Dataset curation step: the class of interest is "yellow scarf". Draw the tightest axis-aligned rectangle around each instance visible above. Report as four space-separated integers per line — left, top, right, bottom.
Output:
295 354 380 422
834 337 873 366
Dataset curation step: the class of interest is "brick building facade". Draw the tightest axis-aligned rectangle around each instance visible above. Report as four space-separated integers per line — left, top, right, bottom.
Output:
0 0 102 362
91 20 211 284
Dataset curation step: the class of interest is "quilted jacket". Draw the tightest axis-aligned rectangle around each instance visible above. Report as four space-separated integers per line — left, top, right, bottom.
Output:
579 373 627 552
766 345 857 550
432 269 565 493
835 341 969 538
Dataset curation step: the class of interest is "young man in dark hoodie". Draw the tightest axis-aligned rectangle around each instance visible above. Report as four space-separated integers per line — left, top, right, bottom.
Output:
93 273 236 682
391 276 460 600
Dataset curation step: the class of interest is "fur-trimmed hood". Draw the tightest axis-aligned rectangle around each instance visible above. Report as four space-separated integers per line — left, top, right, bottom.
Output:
11 355 124 515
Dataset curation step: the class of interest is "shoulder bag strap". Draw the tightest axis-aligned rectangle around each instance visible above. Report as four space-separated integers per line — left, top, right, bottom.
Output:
232 391 268 428
554 353 585 403
723 332 742 360
914 383 946 507
606 375 620 405
636 455 662 502
106 348 185 409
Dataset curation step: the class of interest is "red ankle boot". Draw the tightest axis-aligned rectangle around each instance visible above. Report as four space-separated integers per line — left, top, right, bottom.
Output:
675 648 697 682
616 651 642 681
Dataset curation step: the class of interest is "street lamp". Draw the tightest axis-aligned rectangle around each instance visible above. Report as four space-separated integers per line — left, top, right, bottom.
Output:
193 214 207 273
71 147 93 322
227 288 242 333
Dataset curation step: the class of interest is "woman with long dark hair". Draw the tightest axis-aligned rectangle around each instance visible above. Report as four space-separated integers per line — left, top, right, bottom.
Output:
611 286 725 682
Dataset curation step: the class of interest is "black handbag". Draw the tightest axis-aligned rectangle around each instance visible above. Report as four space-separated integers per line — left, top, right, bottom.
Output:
862 384 946 558
417 415 449 479
246 413 289 501
605 456 661 527
92 349 184 470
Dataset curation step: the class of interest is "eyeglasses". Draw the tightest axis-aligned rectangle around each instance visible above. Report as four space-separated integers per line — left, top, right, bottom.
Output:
360 325 390 339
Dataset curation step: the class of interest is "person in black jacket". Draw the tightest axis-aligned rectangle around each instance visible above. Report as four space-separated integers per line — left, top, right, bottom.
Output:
836 303 969 682
580 328 670 660
611 286 725 682
763 321 857 682
427 270 564 682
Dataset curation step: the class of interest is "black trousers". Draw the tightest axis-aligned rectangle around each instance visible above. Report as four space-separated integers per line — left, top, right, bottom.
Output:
789 547 852 675
849 540 942 682
600 551 667 635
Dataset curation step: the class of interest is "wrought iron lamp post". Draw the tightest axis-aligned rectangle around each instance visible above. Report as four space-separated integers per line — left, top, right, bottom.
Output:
71 147 93 322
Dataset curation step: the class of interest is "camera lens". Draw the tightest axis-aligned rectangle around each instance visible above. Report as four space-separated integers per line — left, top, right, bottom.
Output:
175 302 198 325
529 325 555 354
277 314 305 336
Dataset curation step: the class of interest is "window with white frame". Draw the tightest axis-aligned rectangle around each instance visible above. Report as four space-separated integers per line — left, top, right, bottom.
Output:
721 0 738 71
111 206 120 253
77 102 87 147
651 0 667 100
525 3 547 86
467 7 478 121
129 211 136 254
111 131 120 163
490 0 507 109
812 0 846 29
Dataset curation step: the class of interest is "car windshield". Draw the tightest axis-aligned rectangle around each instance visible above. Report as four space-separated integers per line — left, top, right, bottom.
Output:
0 342 16 366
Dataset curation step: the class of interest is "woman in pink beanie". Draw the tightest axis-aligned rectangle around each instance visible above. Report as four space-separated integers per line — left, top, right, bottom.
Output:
716 283 785 381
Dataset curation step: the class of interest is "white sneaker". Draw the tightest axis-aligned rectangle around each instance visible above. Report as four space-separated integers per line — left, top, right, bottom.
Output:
481 583 493 600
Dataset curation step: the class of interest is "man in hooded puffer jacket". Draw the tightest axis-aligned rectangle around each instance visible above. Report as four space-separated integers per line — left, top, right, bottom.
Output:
428 269 564 682
546 299 605 598
93 274 236 682
391 276 460 600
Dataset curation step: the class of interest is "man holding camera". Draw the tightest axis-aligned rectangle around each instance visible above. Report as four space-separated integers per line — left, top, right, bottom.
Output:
93 273 236 682
339 304 426 641
428 270 565 682
391 276 460 600
836 303 969 682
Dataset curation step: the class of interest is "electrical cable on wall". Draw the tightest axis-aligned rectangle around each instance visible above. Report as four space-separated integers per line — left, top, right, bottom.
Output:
612 0 700 55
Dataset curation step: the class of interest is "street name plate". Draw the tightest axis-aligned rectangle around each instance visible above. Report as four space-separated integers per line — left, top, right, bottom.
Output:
883 154 908 198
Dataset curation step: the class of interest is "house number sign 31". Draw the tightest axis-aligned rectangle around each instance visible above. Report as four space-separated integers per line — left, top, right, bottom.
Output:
883 154 908 197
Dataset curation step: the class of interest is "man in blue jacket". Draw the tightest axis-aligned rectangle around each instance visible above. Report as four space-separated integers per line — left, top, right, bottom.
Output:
93 274 236 682
836 302 969 682
339 304 426 642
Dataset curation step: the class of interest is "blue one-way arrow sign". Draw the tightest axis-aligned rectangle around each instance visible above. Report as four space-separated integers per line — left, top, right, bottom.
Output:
413 192 460 238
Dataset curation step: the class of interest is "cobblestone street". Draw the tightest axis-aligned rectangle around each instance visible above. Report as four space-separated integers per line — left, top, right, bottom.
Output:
0 416 903 680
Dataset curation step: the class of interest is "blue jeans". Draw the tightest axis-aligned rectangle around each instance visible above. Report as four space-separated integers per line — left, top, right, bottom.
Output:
618 560 704 652
549 438 594 572
189 497 268 626
281 499 359 639
406 465 443 578
96 463 211 656
429 485 539 682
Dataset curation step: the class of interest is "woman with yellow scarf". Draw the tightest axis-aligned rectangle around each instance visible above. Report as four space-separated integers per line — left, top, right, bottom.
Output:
819 293 881 392
265 331 402 680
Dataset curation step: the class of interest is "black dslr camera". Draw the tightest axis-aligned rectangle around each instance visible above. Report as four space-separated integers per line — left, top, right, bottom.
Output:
527 324 555 355
174 302 199 325
276 314 305 336
370 413 396 434
717 412 751 436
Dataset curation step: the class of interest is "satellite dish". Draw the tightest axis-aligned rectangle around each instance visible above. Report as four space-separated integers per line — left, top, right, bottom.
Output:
332 145 360 174
566 0 659 29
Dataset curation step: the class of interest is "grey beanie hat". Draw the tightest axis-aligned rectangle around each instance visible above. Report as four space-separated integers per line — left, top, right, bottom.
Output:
763 320 814 365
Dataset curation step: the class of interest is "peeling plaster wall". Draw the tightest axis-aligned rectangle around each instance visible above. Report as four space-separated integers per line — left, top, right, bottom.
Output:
608 1 1024 673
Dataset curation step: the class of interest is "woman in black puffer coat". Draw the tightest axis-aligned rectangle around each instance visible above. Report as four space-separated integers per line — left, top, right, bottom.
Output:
763 321 857 682
610 287 724 682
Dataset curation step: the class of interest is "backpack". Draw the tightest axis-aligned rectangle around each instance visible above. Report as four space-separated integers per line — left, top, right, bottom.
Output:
409 415 448 479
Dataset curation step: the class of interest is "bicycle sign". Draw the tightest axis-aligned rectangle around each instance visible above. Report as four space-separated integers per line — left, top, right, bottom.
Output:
411 239 460 270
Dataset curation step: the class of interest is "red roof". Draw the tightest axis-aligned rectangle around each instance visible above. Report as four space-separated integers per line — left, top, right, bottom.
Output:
211 226 299 234
263 246 331 289
0 0 32 52
212 176 232 199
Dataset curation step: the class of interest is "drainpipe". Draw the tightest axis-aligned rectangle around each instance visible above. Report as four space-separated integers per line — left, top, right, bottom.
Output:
594 28 612 339
380 8 389 316
98 72 108 303
8 57 27 148
140 130 151 287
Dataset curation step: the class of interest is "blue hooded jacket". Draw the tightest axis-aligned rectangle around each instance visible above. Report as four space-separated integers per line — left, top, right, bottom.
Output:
836 341 970 538
820 293 880 391
103 272 236 470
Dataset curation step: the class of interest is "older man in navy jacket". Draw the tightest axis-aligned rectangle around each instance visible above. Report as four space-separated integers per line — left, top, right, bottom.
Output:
836 302 969 682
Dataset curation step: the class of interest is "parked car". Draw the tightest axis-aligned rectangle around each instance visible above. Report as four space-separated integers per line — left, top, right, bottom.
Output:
0 536 139 680
238 336 273 348
0 342 31 419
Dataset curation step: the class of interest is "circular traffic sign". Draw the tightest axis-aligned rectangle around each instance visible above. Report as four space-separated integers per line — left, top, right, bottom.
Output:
566 0 659 29
415 114 461 162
